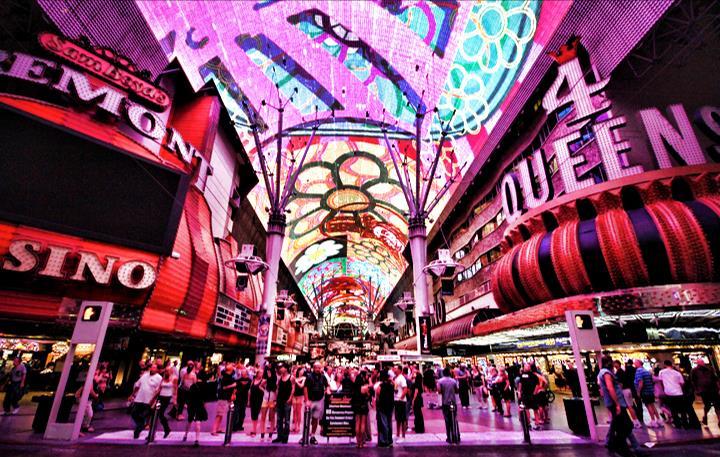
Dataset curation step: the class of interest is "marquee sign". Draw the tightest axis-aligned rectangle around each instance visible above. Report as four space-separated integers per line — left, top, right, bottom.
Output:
38 32 170 110
1 238 157 290
0 37 210 181
501 38 720 224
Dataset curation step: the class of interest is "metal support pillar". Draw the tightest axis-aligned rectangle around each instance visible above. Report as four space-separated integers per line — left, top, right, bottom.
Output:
409 217 430 355
256 213 286 366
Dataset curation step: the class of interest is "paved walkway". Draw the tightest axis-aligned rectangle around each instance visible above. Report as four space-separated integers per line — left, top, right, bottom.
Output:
1 390 718 447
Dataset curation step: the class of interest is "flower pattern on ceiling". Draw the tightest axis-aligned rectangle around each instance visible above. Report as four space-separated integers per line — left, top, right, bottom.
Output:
294 239 344 276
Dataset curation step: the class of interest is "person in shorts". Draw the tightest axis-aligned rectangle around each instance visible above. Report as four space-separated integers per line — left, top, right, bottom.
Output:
303 362 329 445
212 363 236 435
392 365 408 442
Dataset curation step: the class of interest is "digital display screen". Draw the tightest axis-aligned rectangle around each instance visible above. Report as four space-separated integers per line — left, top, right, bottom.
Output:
81 305 102 322
575 314 594 330
0 106 188 254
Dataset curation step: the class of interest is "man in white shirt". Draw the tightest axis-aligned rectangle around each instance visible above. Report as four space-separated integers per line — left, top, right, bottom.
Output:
129 363 162 438
392 365 408 442
658 360 686 428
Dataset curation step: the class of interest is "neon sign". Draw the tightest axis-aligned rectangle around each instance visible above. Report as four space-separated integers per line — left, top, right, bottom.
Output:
38 32 170 110
0 47 210 182
1 238 157 290
501 38 720 223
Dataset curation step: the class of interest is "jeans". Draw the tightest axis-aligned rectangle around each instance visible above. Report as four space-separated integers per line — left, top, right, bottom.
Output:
276 403 291 442
157 396 171 434
131 402 152 438
459 381 470 407
700 391 720 422
376 410 393 446
3 382 23 412
666 395 687 428
607 407 634 457
442 404 458 443
413 399 424 433
174 388 188 417
233 395 247 431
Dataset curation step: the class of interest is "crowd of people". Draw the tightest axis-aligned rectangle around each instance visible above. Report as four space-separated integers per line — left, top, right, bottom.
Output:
599 354 720 456
5 351 718 449
120 358 565 446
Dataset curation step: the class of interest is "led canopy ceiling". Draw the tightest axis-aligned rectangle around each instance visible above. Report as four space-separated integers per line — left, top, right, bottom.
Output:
136 0 569 327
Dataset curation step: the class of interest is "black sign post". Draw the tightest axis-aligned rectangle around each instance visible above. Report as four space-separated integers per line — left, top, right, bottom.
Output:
322 393 355 441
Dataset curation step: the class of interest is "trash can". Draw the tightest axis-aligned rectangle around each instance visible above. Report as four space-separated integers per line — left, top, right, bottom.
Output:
563 397 598 437
32 394 75 433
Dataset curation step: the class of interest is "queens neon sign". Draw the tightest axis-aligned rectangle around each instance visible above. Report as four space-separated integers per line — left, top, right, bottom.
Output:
501 53 720 224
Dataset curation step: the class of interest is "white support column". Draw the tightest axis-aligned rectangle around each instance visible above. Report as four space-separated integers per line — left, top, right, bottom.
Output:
256 214 286 366
409 218 430 355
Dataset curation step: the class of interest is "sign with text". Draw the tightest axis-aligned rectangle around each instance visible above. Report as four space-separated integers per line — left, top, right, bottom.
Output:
322 393 355 438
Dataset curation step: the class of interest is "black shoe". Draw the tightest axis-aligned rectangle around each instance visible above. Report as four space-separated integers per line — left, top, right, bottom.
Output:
271 438 282 443
164 430 171 438
310 436 318 445
133 431 141 439
193 440 199 447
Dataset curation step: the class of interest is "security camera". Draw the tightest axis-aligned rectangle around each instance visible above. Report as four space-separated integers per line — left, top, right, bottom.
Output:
224 244 268 291
423 249 465 296
395 291 415 312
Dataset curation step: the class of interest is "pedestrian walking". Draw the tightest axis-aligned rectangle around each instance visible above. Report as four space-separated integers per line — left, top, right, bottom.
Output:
437 367 459 444
691 359 720 427
211 363 236 435
129 362 162 439
633 360 662 427
303 361 329 445
455 363 470 409
2 357 26 415
598 355 635 457
183 380 208 447
156 366 177 438
375 370 394 448
272 363 293 443
659 360 687 428
412 369 425 433
615 360 641 428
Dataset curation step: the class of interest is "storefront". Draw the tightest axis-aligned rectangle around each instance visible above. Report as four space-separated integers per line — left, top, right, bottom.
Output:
0 32 273 392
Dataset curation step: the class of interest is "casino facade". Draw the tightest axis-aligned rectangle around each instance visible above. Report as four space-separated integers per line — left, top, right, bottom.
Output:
0 21 310 389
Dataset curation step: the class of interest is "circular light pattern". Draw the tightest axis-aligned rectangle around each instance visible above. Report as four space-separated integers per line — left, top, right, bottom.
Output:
326 188 371 212
294 239 343 276
435 1 540 137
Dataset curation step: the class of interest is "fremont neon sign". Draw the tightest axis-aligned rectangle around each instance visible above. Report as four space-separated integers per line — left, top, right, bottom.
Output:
1 238 156 290
0 47 209 179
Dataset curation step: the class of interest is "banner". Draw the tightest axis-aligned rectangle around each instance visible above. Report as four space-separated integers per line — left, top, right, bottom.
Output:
419 316 432 354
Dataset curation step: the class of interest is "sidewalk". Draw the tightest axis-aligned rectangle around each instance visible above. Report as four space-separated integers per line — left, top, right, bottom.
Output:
1 390 718 447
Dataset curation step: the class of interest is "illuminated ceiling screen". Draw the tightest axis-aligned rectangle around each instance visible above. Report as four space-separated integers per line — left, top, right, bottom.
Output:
136 0 570 321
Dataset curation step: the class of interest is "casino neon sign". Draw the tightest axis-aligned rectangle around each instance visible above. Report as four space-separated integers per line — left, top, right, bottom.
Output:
1 238 157 290
500 39 720 224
